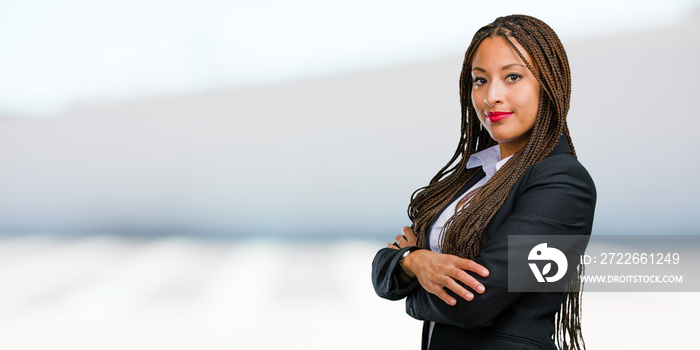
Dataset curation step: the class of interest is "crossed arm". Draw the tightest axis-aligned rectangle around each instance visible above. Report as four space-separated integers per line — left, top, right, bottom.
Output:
371 160 596 329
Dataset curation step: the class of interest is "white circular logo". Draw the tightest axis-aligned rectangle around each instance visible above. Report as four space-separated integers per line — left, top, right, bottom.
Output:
528 243 568 283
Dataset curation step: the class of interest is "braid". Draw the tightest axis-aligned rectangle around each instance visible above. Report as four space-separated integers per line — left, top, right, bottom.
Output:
407 14 585 350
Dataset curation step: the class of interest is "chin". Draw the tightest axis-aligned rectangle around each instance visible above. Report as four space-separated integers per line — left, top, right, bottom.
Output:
488 131 517 144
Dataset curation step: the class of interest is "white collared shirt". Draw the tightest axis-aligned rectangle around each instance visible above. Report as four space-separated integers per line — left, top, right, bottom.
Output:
428 144 512 253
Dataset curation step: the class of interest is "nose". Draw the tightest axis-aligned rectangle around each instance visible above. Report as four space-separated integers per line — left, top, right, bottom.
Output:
484 80 504 107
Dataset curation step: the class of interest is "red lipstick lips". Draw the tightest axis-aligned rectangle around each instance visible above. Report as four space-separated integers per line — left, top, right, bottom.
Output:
486 111 513 122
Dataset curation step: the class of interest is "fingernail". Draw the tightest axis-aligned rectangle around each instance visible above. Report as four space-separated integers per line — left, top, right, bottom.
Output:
483 269 489 276
450 299 456 305
477 285 485 293
465 292 473 300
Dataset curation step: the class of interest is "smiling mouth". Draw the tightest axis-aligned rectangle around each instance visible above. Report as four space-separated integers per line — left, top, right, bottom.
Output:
486 111 513 122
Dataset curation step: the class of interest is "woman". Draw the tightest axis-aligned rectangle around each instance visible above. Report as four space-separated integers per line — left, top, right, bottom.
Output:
371 15 596 350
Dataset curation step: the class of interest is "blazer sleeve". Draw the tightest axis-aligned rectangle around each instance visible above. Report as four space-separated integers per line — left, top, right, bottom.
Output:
372 246 422 300
405 158 596 330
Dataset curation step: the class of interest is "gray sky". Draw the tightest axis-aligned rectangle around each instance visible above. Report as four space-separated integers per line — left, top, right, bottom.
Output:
1 0 698 115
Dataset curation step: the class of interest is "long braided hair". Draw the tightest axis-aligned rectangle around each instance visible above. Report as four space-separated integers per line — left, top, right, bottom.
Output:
407 15 584 349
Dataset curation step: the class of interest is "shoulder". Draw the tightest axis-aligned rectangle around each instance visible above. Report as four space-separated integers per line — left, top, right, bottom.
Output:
518 150 596 198
502 150 596 228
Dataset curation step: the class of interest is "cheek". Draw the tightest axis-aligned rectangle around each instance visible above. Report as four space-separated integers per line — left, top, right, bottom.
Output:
471 89 487 115
513 86 540 123
471 94 489 126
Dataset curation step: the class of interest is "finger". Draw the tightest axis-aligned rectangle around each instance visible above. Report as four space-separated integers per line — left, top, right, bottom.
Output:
432 285 457 306
402 226 417 245
451 267 486 295
395 235 406 248
443 276 474 301
453 257 489 277
387 243 399 250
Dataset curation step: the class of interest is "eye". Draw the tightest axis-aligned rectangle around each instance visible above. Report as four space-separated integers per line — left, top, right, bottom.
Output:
473 77 487 87
506 73 522 82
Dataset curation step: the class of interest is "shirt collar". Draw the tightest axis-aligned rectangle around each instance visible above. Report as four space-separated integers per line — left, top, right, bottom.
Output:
466 145 512 177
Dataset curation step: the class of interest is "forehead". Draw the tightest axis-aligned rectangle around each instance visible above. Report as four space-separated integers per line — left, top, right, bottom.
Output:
471 36 533 69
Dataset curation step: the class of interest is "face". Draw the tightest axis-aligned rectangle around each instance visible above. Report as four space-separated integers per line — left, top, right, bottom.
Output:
470 36 540 157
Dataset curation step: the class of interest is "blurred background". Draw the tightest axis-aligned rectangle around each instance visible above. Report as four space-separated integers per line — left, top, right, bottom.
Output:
1 0 699 349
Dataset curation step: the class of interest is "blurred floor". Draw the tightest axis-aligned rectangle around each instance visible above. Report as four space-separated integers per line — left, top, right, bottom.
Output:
0 236 696 349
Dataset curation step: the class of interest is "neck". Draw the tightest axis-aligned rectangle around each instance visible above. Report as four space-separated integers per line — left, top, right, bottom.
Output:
498 141 525 159
498 133 532 159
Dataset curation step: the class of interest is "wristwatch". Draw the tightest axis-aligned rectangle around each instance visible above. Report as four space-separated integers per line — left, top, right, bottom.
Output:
398 248 418 280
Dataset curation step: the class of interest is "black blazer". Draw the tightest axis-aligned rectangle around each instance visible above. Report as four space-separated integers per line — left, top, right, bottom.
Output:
372 135 596 350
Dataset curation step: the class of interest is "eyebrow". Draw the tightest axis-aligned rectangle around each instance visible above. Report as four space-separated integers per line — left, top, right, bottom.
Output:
472 63 527 72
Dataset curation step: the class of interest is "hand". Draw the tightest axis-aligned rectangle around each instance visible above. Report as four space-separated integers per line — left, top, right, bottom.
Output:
403 250 489 305
387 226 417 250
386 227 489 305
